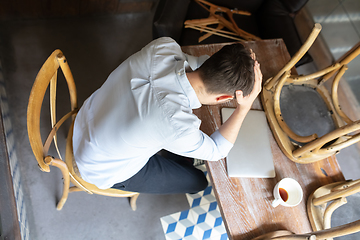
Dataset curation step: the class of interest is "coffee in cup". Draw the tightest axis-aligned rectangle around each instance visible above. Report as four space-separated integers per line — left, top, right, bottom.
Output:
272 178 303 207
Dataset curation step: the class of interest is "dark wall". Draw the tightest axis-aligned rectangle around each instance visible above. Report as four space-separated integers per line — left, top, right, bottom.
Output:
0 0 155 21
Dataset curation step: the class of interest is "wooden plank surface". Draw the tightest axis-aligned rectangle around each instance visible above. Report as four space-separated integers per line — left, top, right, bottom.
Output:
182 39 345 240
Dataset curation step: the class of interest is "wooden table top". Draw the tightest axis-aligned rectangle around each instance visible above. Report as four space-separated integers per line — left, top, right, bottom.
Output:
181 39 345 240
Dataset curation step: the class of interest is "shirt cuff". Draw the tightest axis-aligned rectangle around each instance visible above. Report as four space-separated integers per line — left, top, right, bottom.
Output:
210 130 233 158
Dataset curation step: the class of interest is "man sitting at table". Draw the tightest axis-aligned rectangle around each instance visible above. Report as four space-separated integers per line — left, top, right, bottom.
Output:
72 37 262 194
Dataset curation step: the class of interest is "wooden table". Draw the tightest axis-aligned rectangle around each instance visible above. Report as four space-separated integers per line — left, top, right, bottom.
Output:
182 39 345 240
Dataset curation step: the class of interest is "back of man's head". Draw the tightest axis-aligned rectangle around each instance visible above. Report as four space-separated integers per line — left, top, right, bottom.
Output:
197 43 255 97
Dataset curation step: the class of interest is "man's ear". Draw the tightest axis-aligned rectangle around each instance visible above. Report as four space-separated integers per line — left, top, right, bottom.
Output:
235 90 243 97
216 95 233 102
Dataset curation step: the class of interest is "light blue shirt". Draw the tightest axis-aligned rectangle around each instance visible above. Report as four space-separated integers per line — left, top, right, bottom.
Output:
73 37 233 189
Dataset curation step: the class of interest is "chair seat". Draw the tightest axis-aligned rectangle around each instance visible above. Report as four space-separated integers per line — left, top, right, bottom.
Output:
72 150 82 178
66 119 138 198
280 85 337 146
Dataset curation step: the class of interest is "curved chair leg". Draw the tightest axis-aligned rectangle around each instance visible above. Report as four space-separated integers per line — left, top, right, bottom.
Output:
265 23 322 90
45 156 70 210
130 193 140 211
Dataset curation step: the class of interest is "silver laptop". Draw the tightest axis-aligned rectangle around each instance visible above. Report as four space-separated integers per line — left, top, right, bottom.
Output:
221 108 276 178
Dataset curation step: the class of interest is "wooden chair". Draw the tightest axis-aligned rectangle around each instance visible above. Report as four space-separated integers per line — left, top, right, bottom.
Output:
27 49 139 211
261 23 360 163
252 179 360 239
184 0 260 43
307 179 360 239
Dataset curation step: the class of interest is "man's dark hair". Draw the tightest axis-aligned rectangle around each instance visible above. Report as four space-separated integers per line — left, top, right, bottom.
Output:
197 43 255 97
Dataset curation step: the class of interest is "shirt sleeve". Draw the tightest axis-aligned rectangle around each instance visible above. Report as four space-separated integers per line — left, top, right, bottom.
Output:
163 129 233 161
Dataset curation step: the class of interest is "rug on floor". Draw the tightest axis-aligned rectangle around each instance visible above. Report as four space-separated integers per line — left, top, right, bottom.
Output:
160 165 228 240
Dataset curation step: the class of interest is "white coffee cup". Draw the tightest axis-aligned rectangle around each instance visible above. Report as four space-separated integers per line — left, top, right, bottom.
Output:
272 178 303 207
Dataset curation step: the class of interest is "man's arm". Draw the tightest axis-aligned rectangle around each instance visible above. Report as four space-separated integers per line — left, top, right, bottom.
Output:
218 61 263 144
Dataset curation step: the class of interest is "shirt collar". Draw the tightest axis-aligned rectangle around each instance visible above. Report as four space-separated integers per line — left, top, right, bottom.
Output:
176 61 202 109
185 54 199 71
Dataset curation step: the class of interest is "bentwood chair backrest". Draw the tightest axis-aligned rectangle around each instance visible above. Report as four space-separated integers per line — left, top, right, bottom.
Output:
307 179 360 239
28 49 77 173
261 24 360 164
27 50 139 211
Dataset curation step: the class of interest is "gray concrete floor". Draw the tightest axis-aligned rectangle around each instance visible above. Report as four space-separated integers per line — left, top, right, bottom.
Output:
308 0 360 102
0 12 190 240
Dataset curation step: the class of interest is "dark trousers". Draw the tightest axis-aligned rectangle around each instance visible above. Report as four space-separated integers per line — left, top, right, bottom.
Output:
111 151 208 194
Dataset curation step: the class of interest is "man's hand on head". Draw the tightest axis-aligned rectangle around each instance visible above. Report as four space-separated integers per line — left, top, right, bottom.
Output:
235 61 263 111
218 59 263 144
